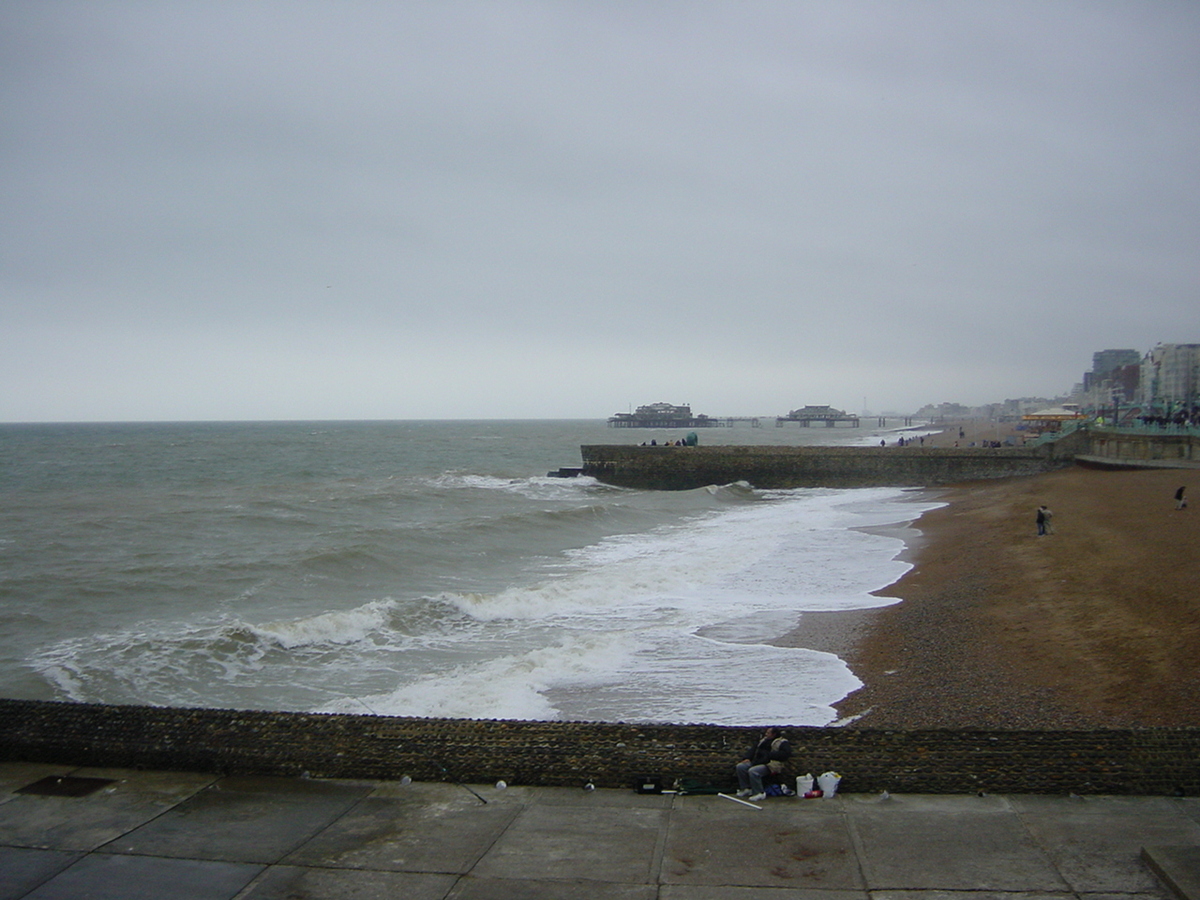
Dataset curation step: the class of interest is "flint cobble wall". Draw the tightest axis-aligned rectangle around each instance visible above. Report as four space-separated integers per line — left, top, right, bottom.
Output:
578 444 1078 491
2 699 1197 796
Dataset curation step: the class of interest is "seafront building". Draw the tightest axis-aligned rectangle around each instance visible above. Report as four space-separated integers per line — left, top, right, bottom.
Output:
1071 343 1198 417
1081 348 1141 406
1140 342 1200 408
1084 349 1141 392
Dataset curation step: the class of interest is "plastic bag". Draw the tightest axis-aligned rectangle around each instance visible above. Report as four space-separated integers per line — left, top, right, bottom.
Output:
817 771 841 797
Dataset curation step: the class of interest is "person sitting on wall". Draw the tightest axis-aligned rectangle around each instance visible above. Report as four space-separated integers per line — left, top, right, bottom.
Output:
735 726 792 801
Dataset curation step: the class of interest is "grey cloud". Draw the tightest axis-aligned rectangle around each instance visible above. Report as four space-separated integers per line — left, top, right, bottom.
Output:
2 1 1198 420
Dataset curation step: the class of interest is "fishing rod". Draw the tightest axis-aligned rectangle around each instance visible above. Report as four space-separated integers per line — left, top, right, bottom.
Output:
439 763 489 805
343 694 488 805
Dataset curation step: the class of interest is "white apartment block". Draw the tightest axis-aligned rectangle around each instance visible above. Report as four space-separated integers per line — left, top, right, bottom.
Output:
1140 343 1200 405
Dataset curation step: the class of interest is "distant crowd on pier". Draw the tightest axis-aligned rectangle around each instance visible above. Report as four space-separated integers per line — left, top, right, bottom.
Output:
884 428 1015 449
1136 408 1200 428
639 433 699 447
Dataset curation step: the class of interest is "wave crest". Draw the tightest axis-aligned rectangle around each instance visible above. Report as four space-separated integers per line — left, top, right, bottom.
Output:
249 599 399 649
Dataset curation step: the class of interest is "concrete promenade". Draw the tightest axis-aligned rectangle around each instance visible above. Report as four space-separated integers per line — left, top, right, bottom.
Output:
2 761 1198 899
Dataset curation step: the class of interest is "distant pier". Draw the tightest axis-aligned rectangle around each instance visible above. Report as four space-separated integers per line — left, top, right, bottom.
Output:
608 415 718 428
608 415 765 428
607 402 717 429
610 402 866 430
775 405 859 427
775 414 860 427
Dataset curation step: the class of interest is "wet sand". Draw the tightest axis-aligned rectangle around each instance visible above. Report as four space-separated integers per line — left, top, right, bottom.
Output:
780 421 1200 729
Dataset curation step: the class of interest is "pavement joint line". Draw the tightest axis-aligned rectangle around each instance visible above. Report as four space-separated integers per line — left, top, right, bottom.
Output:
273 781 375 869
1007 792 1076 895
453 783 531 876
75 766 214 857
646 792 676 884
843 795 872 892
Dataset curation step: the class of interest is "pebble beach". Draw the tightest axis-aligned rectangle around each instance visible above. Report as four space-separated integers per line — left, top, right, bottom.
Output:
783 421 1199 729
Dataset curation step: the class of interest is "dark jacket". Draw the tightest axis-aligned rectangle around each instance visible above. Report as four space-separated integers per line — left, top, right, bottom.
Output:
747 735 791 768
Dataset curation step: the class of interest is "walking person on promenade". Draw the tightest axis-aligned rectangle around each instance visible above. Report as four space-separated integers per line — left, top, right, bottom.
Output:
1176 486 1188 510
735 726 792 801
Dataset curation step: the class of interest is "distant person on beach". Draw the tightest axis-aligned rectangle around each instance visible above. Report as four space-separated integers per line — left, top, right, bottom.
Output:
1036 505 1054 536
735 726 792 801
1176 486 1188 510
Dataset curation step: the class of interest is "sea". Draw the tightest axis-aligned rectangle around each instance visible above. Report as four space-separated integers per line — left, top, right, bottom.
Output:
0 419 941 727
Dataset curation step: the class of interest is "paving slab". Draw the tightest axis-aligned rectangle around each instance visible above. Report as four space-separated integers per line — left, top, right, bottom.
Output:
471 800 668 884
662 795 862 890
1176 799 1200 828
102 775 373 864
282 782 524 874
660 883 867 900
446 875 659 900
1011 795 1200 895
0 767 216 851
846 793 1068 892
1143 846 1200 900
526 786 676 809
0 847 82 900
18 853 263 900
231 864 458 900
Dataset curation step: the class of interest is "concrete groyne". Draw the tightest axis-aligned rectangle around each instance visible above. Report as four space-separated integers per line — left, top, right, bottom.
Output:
580 440 1082 491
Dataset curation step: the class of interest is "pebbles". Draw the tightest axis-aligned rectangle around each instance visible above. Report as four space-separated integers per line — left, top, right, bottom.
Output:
835 464 1200 730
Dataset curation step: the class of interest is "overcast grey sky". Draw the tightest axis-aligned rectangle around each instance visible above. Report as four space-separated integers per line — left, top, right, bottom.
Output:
3 1 1197 421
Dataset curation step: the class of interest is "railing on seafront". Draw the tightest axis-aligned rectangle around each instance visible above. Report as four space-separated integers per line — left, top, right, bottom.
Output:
1092 422 1200 437
1027 419 1200 447
1024 419 1087 446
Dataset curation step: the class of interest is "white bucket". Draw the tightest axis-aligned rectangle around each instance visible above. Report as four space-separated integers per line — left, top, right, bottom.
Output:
816 771 841 797
796 774 814 795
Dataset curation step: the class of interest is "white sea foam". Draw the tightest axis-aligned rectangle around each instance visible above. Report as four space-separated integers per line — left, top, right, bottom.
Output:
250 599 399 649
332 622 863 726
330 485 939 725
428 471 601 500
332 632 638 721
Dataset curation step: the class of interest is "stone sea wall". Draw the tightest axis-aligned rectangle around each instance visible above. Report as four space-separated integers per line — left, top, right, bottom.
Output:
2 699 1197 796
579 442 1081 491
1077 426 1200 466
